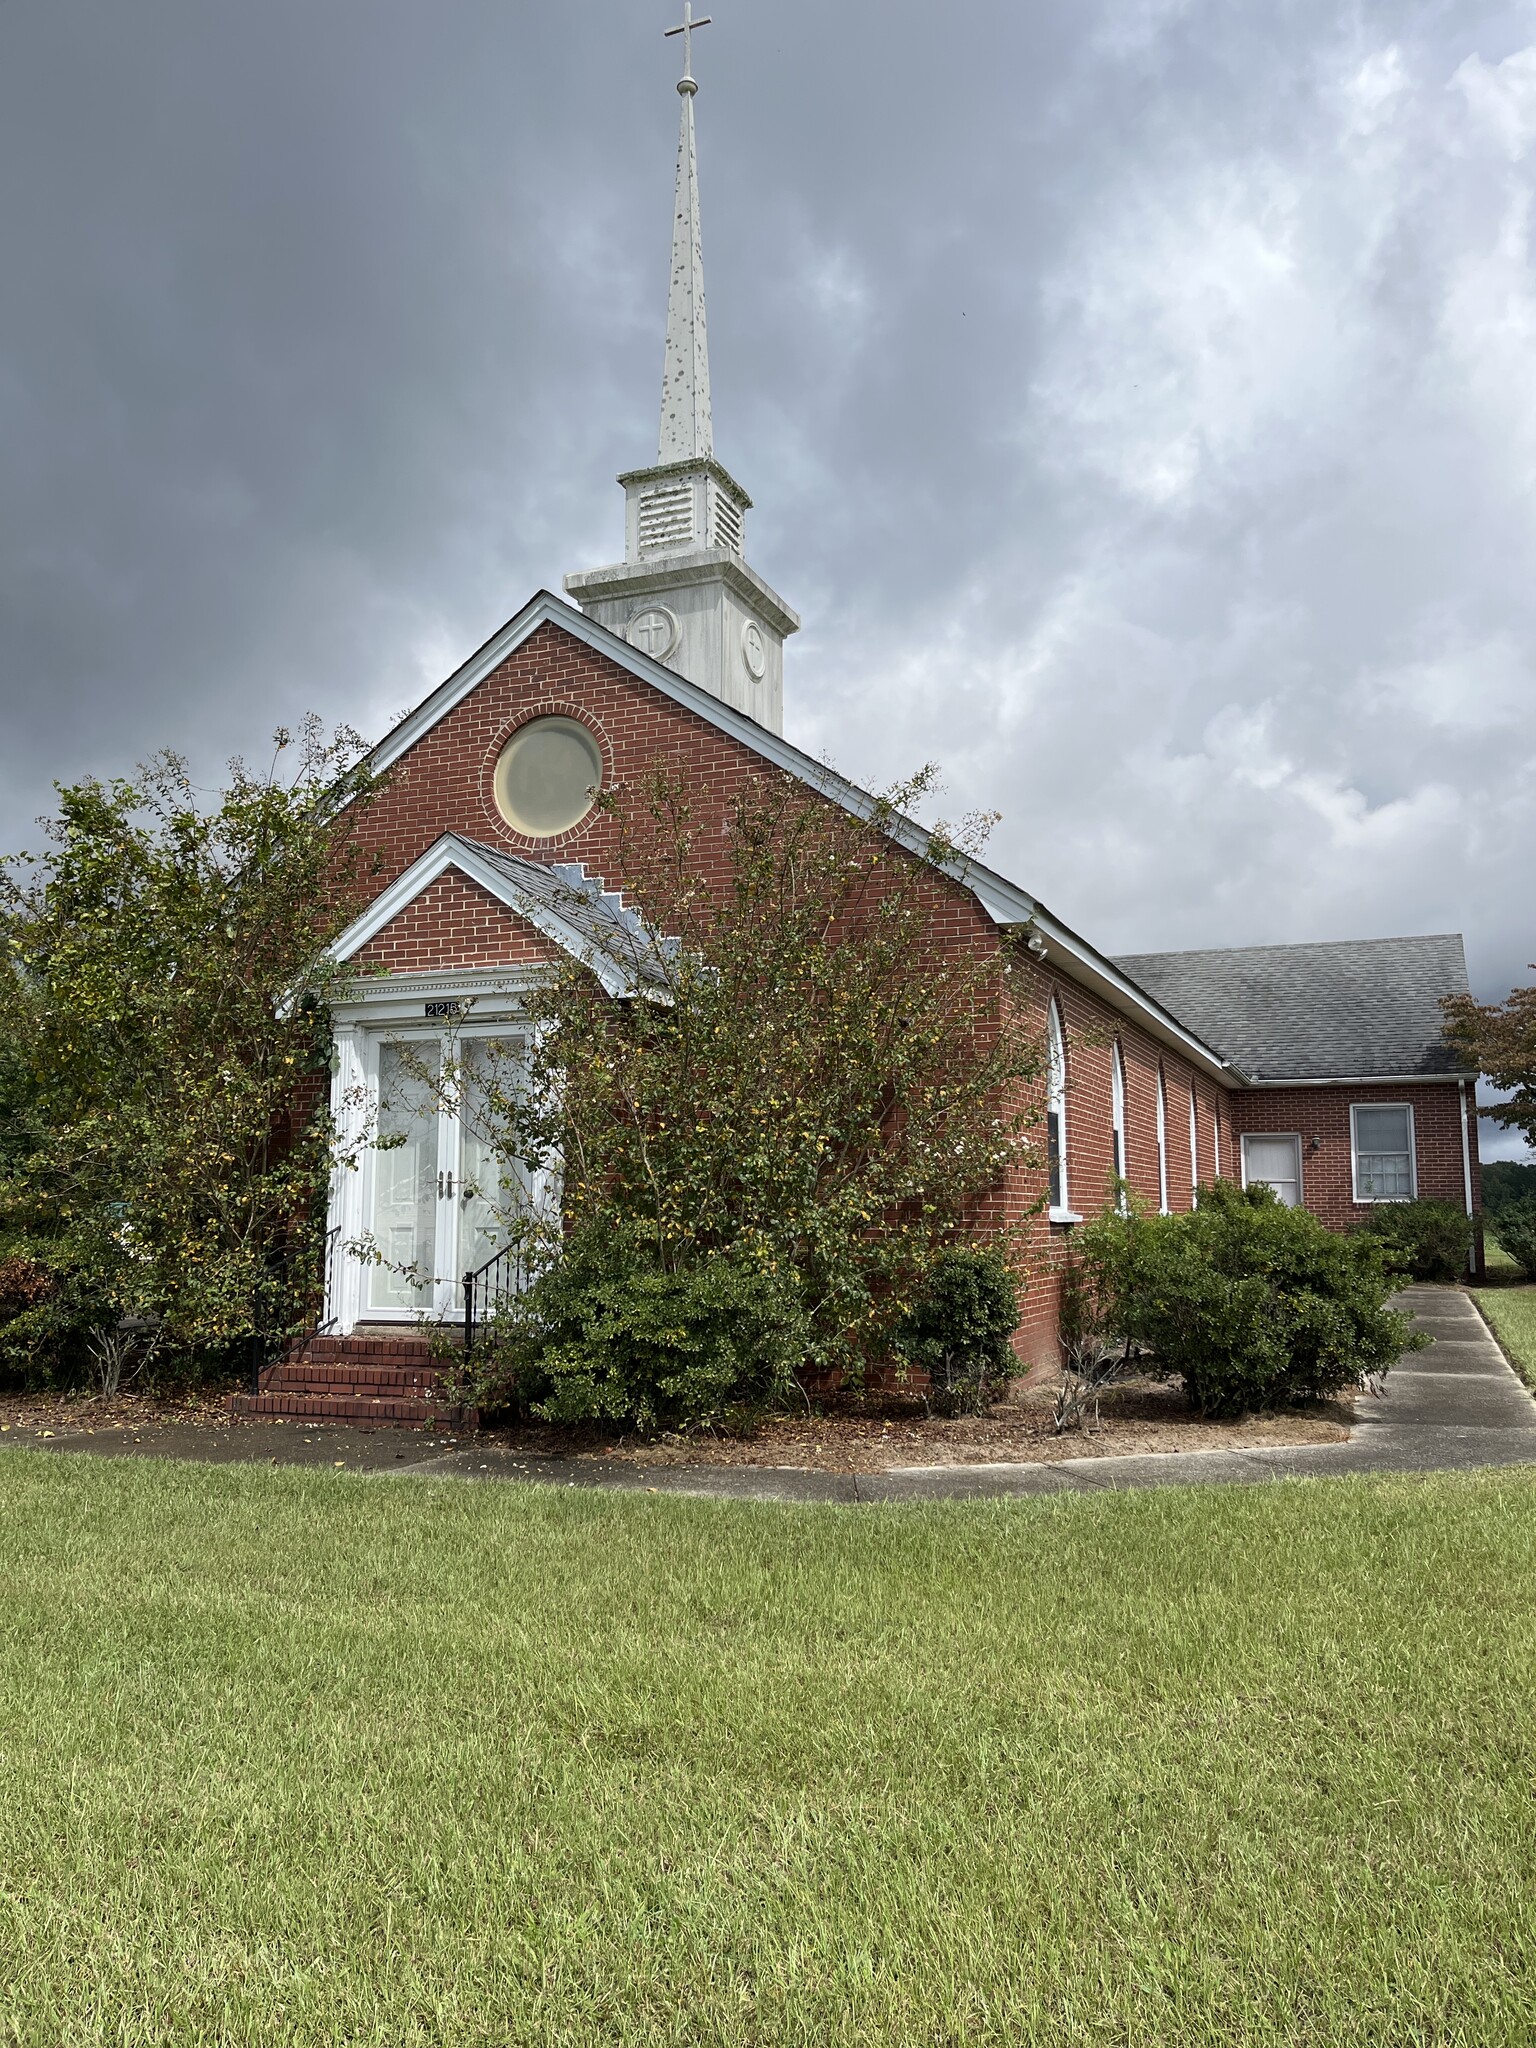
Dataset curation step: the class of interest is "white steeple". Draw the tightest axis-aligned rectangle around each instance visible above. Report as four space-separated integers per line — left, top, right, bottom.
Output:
658 38 713 464
565 5 798 733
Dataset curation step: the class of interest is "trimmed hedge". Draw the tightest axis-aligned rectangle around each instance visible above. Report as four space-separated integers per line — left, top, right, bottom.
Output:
1076 1181 1422 1418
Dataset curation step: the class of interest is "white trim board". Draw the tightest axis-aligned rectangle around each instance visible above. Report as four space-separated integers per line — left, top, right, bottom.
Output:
1243 1071 1476 1088
362 590 1237 1084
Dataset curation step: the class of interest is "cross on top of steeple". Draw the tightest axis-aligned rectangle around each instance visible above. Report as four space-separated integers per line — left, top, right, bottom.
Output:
664 3 712 93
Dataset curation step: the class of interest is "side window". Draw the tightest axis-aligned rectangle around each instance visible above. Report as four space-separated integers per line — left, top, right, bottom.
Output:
1352 1104 1416 1202
1047 999 1068 1215
1156 1066 1169 1214
1243 1132 1303 1208
1189 1088 1200 1207
1111 1041 1128 1212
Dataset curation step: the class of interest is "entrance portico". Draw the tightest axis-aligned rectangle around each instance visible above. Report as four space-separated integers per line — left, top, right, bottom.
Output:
325 968 540 1335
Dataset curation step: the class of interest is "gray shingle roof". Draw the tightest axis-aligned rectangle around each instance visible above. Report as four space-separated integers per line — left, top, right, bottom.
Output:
457 837 677 992
1110 935 1472 1083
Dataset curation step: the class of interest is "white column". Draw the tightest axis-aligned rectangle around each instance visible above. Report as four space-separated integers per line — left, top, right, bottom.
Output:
328 1023 370 1335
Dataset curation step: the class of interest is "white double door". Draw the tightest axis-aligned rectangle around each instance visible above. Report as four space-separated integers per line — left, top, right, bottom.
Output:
367 1032 521 1319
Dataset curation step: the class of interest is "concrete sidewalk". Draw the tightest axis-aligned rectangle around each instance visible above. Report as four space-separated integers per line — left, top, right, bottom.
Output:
5 1287 1533 1505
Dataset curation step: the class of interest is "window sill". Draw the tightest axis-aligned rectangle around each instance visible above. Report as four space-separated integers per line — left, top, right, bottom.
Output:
1048 1207 1084 1227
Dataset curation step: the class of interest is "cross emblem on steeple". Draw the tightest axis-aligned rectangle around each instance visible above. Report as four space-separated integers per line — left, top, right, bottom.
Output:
664 2 712 91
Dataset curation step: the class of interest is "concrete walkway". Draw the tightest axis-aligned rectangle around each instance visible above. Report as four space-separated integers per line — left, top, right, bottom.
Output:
5 1288 1534 1504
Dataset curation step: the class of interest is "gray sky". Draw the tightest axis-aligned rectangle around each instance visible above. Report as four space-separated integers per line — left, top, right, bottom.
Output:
2 0 1533 1155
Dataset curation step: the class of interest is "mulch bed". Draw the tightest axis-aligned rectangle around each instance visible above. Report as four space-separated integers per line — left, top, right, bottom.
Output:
491 1380 1355 1473
2 1378 1353 1472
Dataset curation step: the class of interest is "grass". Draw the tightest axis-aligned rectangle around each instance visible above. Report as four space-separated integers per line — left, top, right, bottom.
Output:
3 1458 1536 2046
1473 1279 1536 1388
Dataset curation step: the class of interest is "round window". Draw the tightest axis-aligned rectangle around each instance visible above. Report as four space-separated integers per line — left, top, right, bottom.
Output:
493 716 603 839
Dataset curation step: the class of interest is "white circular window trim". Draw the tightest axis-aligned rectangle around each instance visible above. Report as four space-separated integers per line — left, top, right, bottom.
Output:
492 715 604 840
627 605 681 662
741 619 768 681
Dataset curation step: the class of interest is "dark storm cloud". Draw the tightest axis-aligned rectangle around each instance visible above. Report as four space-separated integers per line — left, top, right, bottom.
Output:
2 1 1533 1150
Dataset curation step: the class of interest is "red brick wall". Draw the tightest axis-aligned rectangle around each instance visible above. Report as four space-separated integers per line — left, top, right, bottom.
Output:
1001 961 1240 1365
355 871 558 975
1228 1081 1479 1231
348 620 785 906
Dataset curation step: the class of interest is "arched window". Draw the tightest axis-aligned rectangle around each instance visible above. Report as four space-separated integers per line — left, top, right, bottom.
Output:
1111 1041 1128 1212
1189 1088 1200 1208
1213 1102 1223 1182
1156 1066 1170 1214
1047 999 1068 1215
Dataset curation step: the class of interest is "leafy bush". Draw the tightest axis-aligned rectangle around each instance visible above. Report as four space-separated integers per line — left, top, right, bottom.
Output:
474 766 1041 1396
0 1252 51 1317
0 725 376 1388
1077 1181 1421 1418
1359 1199 1473 1283
895 1247 1019 1417
1495 1200 1536 1281
471 1227 809 1436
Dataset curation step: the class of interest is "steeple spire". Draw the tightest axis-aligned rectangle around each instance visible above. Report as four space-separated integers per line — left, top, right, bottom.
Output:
658 16 714 464
564 5 798 733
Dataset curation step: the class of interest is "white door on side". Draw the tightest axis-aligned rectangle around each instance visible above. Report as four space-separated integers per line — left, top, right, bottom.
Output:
1242 1134 1302 1209
370 1038 444 1312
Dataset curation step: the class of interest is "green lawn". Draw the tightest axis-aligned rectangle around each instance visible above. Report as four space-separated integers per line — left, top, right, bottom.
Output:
4 1457 1536 2046
1474 1282 1536 1387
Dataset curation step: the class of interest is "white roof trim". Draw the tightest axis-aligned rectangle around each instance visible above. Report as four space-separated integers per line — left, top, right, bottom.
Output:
365 590 1235 1080
328 832 638 998
1243 1071 1476 1089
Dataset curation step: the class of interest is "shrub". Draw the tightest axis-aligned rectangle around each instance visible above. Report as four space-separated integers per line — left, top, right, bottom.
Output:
472 765 1042 1396
1495 1199 1536 1281
895 1247 1019 1417
1077 1181 1422 1418
470 1227 809 1436
0 1253 51 1317
1360 1199 1473 1283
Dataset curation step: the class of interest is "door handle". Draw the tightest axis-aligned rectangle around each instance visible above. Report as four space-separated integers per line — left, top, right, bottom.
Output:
437 1170 455 1200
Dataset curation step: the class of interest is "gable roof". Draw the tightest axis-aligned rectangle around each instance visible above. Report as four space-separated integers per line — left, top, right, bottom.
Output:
329 833 674 998
1111 935 1474 1084
366 590 1237 1082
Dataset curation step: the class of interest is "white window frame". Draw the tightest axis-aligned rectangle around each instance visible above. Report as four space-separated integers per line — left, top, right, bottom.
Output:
1111 1040 1128 1213
1213 1104 1223 1183
1156 1066 1169 1214
1189 1088 1200 1208
1241 1131 1304 1208
1351 1102 1418 1204
1047 998 1079 1223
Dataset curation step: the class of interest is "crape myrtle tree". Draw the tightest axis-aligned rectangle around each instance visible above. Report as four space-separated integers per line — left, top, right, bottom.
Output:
1444 974 1536 1150
463 766 1043 1431
0 721 376 1392
1446 971 1536 1278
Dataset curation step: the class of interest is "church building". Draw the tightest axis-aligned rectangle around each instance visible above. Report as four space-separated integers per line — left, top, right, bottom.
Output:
237 20 1482 1426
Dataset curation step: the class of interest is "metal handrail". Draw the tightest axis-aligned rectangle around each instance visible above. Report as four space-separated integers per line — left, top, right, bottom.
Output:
462 1242 527 1362
317 1224 343 1334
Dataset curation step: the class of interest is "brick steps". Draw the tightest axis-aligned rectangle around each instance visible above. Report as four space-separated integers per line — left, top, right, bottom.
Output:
228 1332 477 1432
229 1390 475 1430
